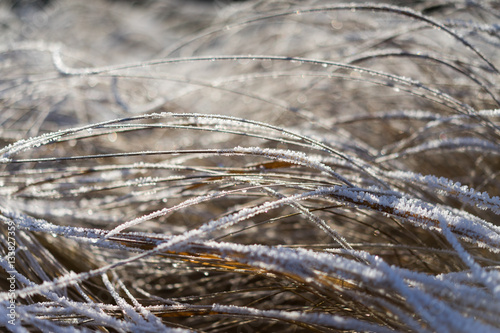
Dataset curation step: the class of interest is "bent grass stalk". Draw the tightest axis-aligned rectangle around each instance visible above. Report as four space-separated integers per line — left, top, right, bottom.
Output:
1 1 500 332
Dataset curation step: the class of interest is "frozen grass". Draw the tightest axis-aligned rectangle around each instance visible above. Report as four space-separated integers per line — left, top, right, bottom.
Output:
1 0 500 332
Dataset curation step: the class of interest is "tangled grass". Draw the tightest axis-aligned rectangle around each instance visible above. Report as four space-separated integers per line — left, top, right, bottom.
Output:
1 0 500 332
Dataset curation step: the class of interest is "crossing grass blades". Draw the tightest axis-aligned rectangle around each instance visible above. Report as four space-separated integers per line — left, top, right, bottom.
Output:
0 0 500 332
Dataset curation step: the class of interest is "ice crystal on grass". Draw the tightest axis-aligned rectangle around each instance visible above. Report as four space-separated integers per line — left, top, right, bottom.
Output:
1 0 500 332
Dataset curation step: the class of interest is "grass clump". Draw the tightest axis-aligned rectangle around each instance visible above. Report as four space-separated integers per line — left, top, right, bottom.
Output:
0 0 499 332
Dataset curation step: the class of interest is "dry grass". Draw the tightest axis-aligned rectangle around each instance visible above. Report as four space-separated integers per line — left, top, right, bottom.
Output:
0 0 499 332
